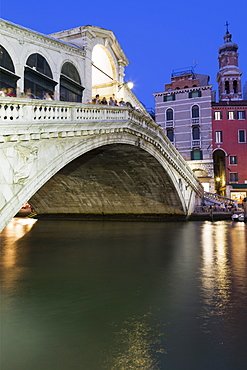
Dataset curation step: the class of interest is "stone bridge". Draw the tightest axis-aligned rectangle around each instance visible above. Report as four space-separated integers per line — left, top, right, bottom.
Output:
0 98 204 231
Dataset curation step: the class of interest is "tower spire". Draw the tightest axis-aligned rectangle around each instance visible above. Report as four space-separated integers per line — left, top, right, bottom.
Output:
217 25 242 101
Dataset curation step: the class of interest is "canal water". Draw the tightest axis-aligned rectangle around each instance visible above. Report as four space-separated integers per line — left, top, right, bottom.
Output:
1 218 247 369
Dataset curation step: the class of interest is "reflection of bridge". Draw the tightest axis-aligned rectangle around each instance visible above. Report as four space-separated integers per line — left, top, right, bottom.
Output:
0 98 204 231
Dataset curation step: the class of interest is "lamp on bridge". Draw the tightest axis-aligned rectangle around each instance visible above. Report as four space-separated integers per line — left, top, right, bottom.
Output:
118 80 134 91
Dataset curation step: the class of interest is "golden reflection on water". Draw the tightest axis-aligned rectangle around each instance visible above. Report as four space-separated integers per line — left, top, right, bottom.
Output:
106 313 165 370
0 217 37 291
200 221 247 323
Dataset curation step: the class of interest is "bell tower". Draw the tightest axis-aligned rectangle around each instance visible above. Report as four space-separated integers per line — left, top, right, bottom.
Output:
217 22 242 101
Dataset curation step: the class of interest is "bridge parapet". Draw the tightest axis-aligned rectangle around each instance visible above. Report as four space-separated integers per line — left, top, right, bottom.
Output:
0 98 203 194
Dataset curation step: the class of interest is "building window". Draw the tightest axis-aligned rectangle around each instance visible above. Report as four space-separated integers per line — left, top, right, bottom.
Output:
192 126 200 140
229 173 238 183
166 108 173 121
225 81 230 94
60 62 84 103
238 111 246 119
166 128 174 142
239 130 246 143
163 94 175 102
228 111 237 120
214 111 222 120
233 80 238 93
0 44 20 90
192 105 199 118
229 156 238 165
191 150 203 160
215 131 222 143
189 90 202 98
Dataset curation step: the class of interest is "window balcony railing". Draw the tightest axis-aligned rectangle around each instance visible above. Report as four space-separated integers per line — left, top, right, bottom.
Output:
191 140 201 148
165 120 174 128
191 118 200 125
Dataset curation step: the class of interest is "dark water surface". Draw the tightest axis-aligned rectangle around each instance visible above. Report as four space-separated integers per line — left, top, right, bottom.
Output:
1 218 247 369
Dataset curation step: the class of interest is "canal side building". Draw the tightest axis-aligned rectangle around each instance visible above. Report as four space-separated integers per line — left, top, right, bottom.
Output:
153 70 215 193
212 26 247 201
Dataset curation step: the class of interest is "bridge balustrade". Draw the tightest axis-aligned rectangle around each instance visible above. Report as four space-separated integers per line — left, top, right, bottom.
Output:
0 97 204 197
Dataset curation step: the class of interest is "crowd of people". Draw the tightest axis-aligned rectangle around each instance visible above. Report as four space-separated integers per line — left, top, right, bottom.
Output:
90 94 133 108
0 87 16 97
0 87 55 100
0 87 144 113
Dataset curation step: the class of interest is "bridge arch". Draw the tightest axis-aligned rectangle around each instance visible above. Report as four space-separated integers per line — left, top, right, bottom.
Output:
29 140 185 216
92 44 118 99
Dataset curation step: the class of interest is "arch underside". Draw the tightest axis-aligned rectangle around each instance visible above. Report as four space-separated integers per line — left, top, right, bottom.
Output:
29 144 184 217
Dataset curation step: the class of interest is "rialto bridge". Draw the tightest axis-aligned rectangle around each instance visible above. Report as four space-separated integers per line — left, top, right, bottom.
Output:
0 19 204 231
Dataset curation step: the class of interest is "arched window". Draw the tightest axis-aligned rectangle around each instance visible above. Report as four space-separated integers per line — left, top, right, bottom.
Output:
225 81 230 94
192 105 199 118
166 108 173 121
233 80 238 93
192 126 200 140
25 53 56 99
0 45 19 90
167 128 174 142
60 62 84 102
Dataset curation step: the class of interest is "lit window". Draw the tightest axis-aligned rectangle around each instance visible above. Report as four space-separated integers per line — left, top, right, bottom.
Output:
215 131 222 143
228 111 237 120
214 111 222 120
229 156 238 165
189 91 202 98
191 150 203 160
238 111 246 120
239 130 246 143
164 94 175 102
229 173 238 183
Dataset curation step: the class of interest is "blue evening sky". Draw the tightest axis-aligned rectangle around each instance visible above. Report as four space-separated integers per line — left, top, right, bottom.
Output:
1 0 246 109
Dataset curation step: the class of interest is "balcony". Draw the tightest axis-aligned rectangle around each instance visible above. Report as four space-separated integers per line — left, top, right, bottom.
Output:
165 120 174 128
191 118 200 125
191 140 201 148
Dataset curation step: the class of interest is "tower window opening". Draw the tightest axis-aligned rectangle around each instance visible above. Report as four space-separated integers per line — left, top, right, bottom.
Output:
233 80 238 93
225 81 230 94
192 126 200 140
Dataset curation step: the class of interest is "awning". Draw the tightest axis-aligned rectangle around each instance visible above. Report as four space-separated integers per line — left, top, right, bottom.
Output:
231 184 247 189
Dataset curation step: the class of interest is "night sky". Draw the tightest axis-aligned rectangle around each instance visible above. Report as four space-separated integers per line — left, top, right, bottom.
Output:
1 0 246 109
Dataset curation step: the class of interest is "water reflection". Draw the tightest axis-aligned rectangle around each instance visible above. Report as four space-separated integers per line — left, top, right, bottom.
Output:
106 313 165 369
0 217 37 291
200 221 247 331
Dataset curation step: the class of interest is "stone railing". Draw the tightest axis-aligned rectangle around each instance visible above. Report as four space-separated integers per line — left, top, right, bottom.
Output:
203 191 235 205
0 97 204 196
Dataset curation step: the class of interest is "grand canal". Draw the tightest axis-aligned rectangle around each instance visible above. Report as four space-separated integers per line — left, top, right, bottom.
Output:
1 218 247 369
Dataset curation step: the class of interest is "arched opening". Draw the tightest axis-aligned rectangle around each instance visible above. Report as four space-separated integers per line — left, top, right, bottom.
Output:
0 45 20 93
213 149 226 195
29 144 184 216
225 81 230 94
192 126 200 140
166 108 173 121
192 105 199 118
60 62 84 102
91 45 116 100
24 53 57 99
233 80 238 94
166 128 174 142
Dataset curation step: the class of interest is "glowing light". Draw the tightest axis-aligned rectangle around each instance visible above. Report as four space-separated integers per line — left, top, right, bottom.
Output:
126 81 134 89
